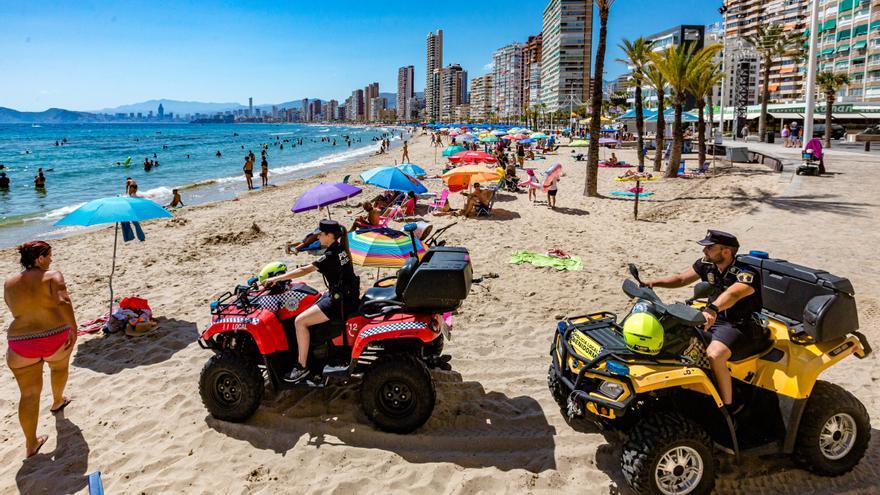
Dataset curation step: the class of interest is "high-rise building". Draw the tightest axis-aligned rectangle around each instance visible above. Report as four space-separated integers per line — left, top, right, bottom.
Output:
350 89 364 121
310 99 322 121
704 22 759 110
493 43 524 119
301 98 310 122
248 97 253 117
522 34 543 112
540 0 593 112
157 103 165 120
328 99 339 121
370 96 387 121
426 29 444 121
397 65 415 122
363 82 379 122
460 69 469 104
722 0 810 103
470 74 495 121
439 64 466 121
638 25 707 109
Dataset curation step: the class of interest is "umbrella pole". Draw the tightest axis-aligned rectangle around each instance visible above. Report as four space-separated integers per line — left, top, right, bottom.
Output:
109 222 118 320
325 205 332 219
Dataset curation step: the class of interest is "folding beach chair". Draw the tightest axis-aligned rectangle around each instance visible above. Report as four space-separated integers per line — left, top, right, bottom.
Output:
428 189 450 214
377 206 401 227
475 190 497 217
342 175 351 184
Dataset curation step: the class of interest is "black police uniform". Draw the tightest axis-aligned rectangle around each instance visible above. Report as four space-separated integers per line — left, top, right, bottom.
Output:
312 240 360 321
693 230 763 353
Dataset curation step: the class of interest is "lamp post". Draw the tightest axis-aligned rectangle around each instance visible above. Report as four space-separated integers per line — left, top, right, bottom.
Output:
803 0 821 143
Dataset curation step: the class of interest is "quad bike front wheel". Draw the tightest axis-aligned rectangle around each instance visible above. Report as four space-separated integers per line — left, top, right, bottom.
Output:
794 380 871 476
361 354 436 434
199 352 264 422
621 412 716 495
547 365 569 411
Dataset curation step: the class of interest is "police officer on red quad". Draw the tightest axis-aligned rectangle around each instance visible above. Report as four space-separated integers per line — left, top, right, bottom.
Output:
643 230 762 414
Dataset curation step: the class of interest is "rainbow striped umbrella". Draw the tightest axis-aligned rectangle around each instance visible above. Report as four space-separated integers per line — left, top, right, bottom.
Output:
348 227 426 268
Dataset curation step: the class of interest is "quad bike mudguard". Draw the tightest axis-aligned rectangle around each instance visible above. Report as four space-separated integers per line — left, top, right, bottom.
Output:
201 308 289 354
349 312 441 359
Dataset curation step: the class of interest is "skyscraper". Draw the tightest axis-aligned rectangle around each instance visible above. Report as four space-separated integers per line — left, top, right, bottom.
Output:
301 98 310 122
540 0 593 112
439 64 466 122
157 103 165 120
397 65 415 122
493 43 524 119
470 74 495 122
426 29 444 121
370 96 387 122
363 82 379 122
522 34 543 111
248 97 253 117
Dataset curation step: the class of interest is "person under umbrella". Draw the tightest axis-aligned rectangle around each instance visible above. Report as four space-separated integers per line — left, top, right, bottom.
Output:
264 220 360 384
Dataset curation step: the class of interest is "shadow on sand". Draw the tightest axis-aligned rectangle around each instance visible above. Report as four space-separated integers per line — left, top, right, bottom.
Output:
16 415 89 494
72 317 198 374
206 370 557 473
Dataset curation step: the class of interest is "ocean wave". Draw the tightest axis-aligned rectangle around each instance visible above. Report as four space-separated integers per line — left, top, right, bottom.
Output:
141 186 174 201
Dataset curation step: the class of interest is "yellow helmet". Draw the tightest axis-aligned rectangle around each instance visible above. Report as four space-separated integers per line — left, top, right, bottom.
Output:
622 312 664 355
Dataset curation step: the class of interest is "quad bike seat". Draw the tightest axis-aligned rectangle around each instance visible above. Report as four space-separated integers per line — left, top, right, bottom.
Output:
729 327 774 362
360 257 419 310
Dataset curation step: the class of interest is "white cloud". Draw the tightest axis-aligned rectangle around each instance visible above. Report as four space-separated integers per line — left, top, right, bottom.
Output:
483 61 495 72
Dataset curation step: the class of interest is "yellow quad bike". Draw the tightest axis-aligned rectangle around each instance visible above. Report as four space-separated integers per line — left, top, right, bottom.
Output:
548 257 872 495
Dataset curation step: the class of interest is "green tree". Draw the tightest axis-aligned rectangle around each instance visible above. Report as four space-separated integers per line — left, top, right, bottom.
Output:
649 44 719 178
686 54 724 172
816 71 851 148
745 24 798 142
585 0 615 197
618 37 651 169
643 63 667 172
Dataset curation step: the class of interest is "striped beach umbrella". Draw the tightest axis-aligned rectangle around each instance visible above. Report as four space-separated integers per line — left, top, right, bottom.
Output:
348 227 426 268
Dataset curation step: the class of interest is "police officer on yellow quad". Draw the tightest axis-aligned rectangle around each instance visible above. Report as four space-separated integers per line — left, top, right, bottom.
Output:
643 230 762 413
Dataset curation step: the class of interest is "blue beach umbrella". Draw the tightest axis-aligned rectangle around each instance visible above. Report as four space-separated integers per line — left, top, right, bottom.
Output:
443 145 466 157
480 135 500 143
519 138 535 144
56 196 173 319
397 163 427 177
360 166 428 194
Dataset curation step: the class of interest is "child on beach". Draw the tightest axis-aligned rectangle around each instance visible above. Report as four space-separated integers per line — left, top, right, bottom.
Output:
167 189 184 209
260 156 269 187
546 174 559 209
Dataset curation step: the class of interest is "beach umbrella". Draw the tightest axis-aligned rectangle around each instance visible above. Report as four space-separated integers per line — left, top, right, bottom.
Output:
570 139 589 147
443 145 466 156
441 164 502 191
397 163 427 178
519 138 535 144
449 130 460 137
360 166 427 193
348 227 426 268
599 137 619 146
458 134 477 142
530 132 548 139
55 196 173 321
480 135 500 143
448 150 498 164
291 182 362 218
491 130 507 136
512 133 529 140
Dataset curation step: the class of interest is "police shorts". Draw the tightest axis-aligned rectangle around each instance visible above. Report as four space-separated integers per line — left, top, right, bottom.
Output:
316 293 357 321
708 319 747 351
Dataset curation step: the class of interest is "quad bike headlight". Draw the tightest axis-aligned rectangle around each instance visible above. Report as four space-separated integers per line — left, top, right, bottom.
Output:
598 381 625 400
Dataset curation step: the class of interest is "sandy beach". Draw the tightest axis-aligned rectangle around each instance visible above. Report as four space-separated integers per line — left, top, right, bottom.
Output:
1 134 878 494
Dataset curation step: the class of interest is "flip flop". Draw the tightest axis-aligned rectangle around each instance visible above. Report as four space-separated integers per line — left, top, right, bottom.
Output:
26 435 48 458
50 397 71 414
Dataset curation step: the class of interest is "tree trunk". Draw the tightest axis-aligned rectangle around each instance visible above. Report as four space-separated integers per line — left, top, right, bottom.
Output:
665 99 683 178
824 92 834 149
759 62 770 142
654 92 666 172
585 8 609 197
697 100 706 170
635 80 645 168
708 93 715 161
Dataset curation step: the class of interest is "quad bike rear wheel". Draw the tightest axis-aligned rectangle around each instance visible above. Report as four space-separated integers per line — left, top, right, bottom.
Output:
621 412 716 495
361 354 436 434
199 352 264 422
794 380 871 476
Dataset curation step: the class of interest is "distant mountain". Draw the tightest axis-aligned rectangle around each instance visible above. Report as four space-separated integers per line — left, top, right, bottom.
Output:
0 107 104 124
95 99 246 115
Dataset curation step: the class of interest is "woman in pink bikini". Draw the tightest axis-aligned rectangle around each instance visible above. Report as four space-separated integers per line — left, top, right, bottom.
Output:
5 241 77 458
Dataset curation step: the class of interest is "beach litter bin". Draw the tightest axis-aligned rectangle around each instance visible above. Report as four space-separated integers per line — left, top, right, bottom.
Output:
767 131 775 144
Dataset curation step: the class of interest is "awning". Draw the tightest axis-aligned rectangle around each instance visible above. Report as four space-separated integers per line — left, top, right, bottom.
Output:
821 48 835 56
853 40 868 49
854 24 869 36
871 20 880 31
824 19 837 31
839 0 853 12
837 44 851 52
838 29 852 41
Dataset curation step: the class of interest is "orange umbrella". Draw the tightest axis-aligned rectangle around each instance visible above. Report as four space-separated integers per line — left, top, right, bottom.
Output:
441 164 501 192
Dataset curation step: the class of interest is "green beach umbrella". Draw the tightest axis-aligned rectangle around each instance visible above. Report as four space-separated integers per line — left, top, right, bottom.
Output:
443 145 466 157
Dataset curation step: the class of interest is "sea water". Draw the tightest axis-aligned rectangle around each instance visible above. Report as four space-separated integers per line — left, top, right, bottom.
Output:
0 123 400 246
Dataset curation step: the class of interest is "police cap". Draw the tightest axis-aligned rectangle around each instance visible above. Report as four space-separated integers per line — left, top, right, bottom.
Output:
697 229 740 248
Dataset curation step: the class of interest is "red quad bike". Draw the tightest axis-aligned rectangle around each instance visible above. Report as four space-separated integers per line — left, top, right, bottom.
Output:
198 223 472 433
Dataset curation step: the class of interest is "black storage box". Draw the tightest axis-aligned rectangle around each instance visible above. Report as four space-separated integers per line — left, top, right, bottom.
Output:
401 246 472 311
738 255 859 342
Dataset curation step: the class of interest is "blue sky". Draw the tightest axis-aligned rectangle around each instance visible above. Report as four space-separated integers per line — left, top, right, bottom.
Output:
1 1 721 112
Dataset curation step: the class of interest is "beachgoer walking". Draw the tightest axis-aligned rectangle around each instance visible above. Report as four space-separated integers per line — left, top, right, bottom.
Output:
260 156 269 187
791 122 801 148
740 126 750 142
547 173 559 209
125 177 137 196
243 154 254 190
5 241 77 458
781 124 791 147
34 169 46 189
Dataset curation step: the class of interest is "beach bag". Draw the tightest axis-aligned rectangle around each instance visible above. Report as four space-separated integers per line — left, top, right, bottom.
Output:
120 297 151 312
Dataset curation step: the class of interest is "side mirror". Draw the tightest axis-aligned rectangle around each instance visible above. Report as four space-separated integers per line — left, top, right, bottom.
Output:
247 276 259 287
692 282 715 300
628 263 643 286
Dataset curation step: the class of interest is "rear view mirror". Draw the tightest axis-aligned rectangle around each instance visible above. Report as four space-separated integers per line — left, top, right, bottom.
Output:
628 263 643 285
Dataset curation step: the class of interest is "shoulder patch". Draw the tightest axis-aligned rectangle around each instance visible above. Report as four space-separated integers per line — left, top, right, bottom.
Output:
736 272 755 284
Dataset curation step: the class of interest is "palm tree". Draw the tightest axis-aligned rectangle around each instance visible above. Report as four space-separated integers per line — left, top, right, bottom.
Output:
650 44 719 178
816 71 851 148
643 63 667 172
618 37 651 169
686 56 724 172
585 0 615 197
745 24 798 142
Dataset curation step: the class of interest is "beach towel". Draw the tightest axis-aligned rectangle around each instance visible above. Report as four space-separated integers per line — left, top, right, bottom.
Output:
598 162 633 168
509 250 583 271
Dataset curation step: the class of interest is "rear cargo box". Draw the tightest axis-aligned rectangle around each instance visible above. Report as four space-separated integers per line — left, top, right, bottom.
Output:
401 247 473 311
738 254 859 342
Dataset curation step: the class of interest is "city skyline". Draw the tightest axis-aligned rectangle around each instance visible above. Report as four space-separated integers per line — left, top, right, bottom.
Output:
2 1 720 112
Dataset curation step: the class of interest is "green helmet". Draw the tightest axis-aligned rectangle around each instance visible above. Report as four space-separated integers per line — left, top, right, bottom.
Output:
258 261 287 283
622 312 664 355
